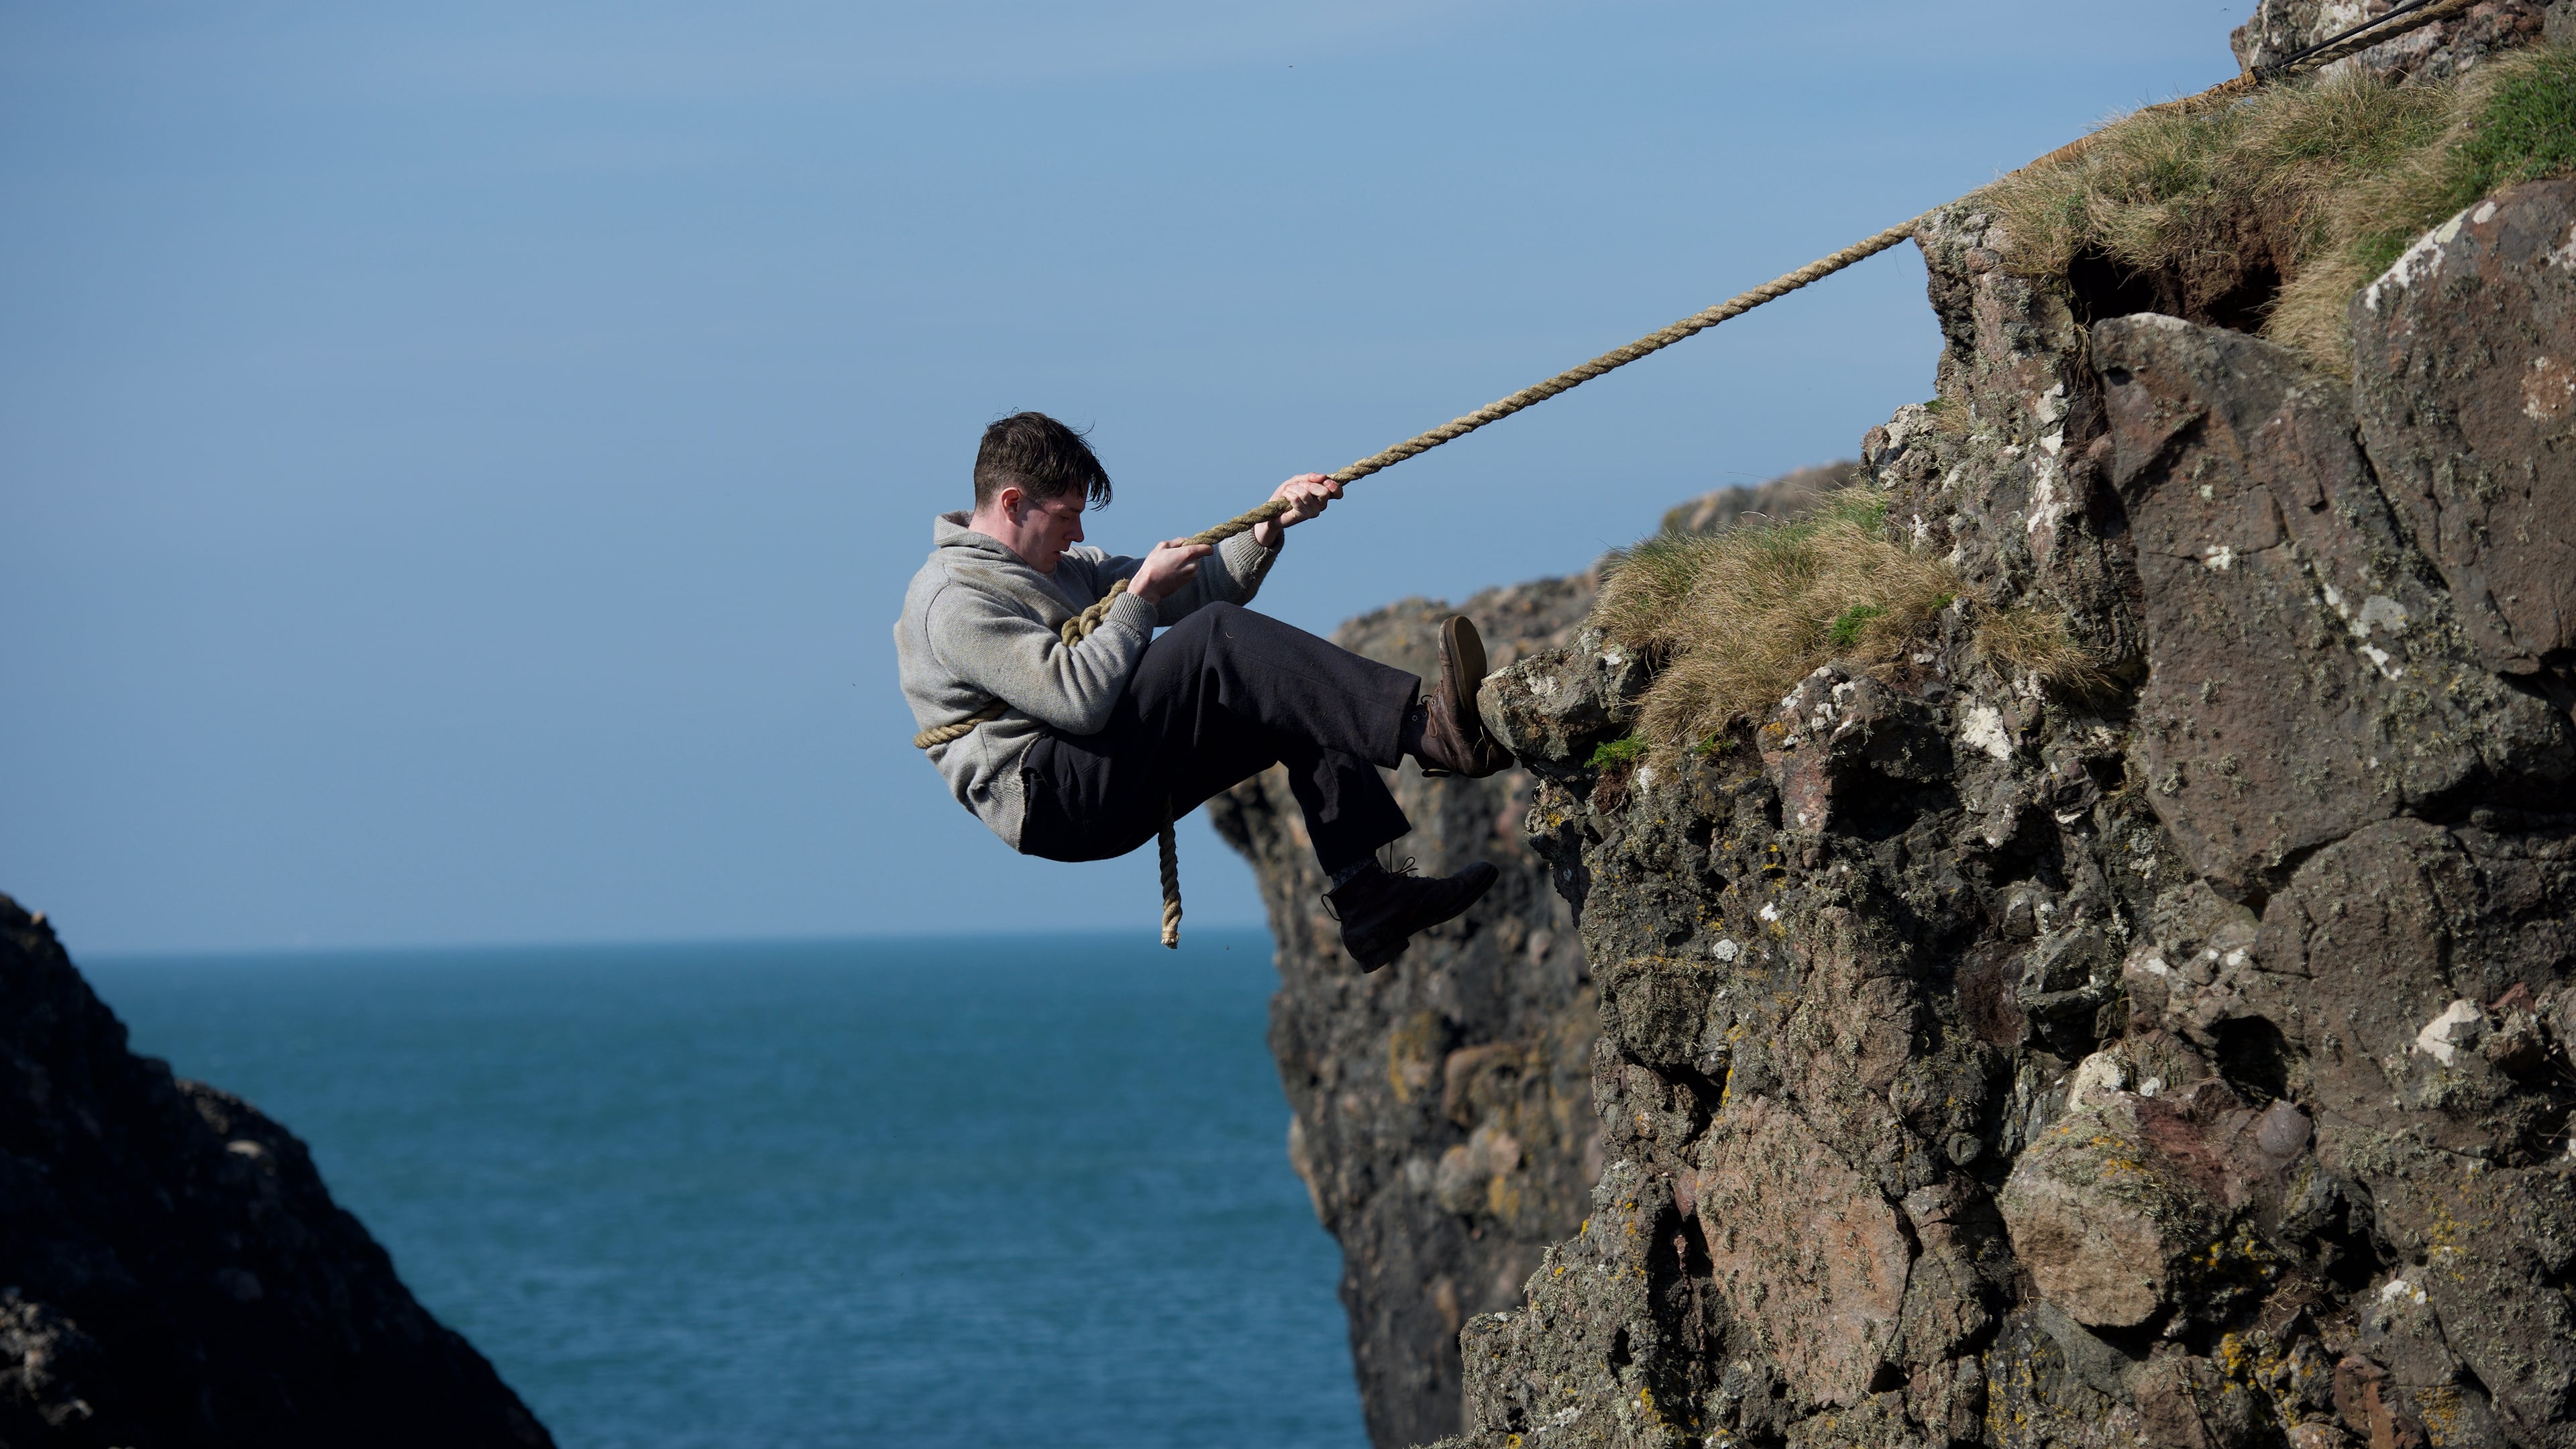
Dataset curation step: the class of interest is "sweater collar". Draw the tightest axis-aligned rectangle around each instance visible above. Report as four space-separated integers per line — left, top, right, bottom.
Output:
933 511 1023 561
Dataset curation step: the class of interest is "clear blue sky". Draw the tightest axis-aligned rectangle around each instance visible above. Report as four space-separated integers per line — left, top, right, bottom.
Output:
2 1 2248 953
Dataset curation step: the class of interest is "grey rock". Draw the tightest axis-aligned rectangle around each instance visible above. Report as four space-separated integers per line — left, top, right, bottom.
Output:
1476 627 1646 770
2353 179 2576 682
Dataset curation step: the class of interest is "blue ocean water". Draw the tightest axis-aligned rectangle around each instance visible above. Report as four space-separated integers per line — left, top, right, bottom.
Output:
86 930 1366 1449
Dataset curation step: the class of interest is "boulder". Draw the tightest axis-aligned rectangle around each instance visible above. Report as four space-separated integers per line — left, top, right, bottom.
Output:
2353 179 2576 680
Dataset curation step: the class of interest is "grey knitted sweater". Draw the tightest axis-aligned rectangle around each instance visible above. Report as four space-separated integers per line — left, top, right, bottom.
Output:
895 511 1278 848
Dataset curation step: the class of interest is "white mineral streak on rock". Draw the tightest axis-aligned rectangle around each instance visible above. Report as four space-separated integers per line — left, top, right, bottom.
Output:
1962 704 2014 761
1758 902 1780 923
2065 1051 2127 1112
2548 222 2576 272
2524 355 2576 421
1711 938 1741 963
2203 545 2235 572
2365 207 2471 312
2412 998 2482 1067
2356 594 2409 636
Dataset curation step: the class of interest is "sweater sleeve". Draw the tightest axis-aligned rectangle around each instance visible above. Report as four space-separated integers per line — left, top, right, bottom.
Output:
1151 530 1281 627
922 581 1159 736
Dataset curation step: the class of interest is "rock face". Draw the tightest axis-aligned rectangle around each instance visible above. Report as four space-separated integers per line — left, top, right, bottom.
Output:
1425 172 2576 1449
0 896 554 1448
1212 472 1864 1447
2353 182 2576 682
1210 578 1605 1449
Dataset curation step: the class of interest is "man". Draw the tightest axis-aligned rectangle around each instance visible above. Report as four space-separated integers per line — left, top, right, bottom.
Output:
897 411 1512 969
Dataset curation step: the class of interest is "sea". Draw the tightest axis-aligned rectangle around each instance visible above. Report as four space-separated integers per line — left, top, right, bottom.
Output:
86 929 1368 1449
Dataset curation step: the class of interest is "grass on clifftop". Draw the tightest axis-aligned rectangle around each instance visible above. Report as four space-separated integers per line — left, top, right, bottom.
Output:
1593 491 1960 754
1981 43 2576 372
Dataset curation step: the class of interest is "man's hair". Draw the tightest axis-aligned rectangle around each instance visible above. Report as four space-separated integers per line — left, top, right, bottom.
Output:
973 412 1113 512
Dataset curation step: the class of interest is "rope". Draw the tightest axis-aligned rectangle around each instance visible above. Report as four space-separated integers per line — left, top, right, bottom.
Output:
1158 802 1183 949
913 0 2475 946
2259 0 2477 76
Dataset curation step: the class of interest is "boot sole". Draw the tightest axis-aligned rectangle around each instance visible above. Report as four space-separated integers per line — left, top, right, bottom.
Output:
1442 615 1489 719
1418 616 1492 780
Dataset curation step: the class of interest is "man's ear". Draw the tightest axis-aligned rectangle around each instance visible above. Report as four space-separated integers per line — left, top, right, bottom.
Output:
993 484 1024 519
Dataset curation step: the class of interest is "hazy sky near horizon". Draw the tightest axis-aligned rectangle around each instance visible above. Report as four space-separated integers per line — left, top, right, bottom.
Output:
3 1 2249 955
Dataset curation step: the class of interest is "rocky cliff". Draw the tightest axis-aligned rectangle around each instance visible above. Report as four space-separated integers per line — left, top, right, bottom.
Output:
1440 172 2576 1449
0 896 554 1448
1210 579 1604 1448
1234 30 2576 1449
1210 472 1843 1446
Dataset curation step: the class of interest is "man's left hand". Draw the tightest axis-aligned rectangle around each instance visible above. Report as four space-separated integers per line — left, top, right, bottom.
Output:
1250 473 1342 550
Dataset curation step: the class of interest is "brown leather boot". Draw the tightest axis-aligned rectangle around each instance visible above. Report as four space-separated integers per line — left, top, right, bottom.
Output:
1412 615 1511 779
1326 857 1501 971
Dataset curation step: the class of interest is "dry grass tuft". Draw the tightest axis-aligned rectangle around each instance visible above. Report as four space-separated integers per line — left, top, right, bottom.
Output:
1980 44 2576 372
1970 604 2115 700
1593 490 1959 754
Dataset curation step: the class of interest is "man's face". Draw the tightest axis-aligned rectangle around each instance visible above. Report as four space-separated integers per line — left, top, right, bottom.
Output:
1014 492 1086 573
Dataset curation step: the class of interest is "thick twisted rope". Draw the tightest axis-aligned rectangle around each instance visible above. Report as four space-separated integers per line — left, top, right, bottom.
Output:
1157 800 1183 949
914 0 2473 946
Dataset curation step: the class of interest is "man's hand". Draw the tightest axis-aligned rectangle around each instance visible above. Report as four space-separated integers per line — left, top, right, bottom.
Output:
1250 472 1342 550
1130 539 1216 604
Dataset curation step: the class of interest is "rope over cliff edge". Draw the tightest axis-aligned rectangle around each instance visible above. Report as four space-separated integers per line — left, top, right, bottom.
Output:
916 0 2479 947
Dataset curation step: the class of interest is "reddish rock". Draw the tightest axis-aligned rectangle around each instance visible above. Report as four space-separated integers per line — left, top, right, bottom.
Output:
1696 1095 1913 1409
2092 313 2568 896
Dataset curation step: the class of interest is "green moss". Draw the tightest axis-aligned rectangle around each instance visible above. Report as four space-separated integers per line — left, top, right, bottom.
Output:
2459 48 2576 196
2359 46 2576 274
1827 604 1886 650
1587 736 1646 770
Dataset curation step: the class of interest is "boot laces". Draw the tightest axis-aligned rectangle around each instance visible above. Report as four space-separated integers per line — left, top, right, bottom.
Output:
1318 854 1419 922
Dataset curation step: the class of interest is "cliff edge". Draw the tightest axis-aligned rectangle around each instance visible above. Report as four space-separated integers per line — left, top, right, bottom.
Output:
0 895 553 1448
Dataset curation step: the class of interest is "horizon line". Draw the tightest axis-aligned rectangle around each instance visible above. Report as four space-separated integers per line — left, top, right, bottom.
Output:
76 920 1282 967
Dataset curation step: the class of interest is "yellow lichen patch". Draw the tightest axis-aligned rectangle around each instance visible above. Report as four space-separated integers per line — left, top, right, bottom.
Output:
1385 1010 1442 1104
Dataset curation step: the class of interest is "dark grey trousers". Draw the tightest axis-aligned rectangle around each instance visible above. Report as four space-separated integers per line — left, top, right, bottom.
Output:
1018 602 1417 875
